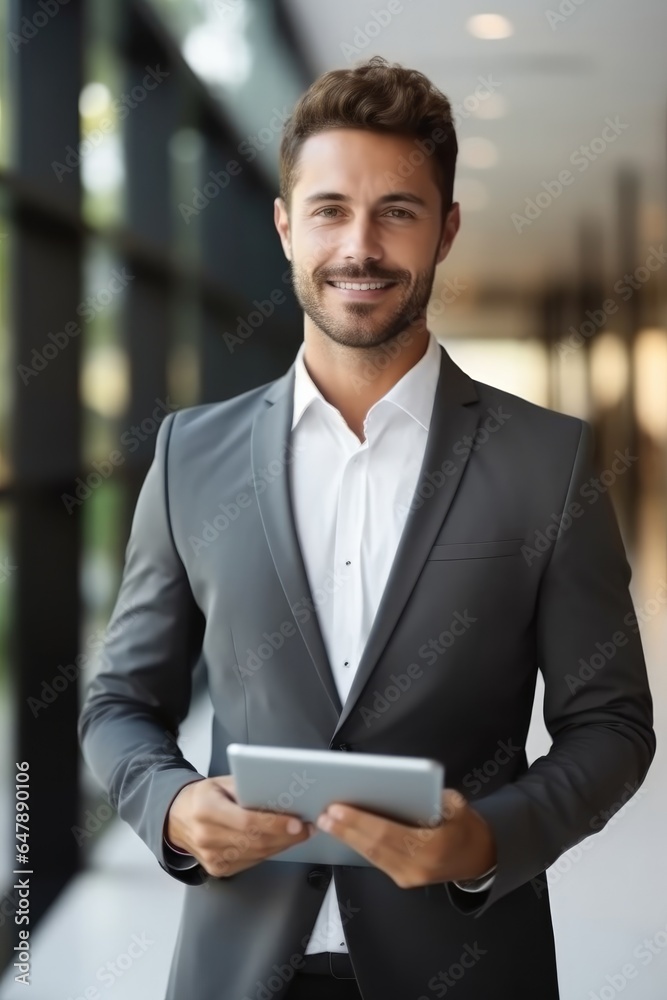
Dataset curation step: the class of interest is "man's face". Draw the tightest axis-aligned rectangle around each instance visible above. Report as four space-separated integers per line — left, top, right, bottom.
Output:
274 128 460 350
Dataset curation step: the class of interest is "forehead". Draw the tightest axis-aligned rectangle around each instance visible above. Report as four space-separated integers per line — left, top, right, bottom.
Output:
292 127 440 201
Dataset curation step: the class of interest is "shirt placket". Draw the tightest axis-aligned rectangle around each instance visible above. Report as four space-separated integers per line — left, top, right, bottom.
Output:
332 430 368 704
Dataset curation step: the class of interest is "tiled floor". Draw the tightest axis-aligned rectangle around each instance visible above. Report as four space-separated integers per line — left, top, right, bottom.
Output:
1 588 664 1000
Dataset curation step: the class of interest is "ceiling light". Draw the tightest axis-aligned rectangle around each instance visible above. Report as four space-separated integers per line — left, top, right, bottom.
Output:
453 178 489 211
634 328 667 441
590 333 629 409
459 137 498 169
81 134 124 193
467 14 514 39
79 82 112 118
471 94 508 119
182 23 252 88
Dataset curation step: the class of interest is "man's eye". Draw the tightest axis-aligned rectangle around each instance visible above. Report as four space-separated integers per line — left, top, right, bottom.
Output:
314 207 413 219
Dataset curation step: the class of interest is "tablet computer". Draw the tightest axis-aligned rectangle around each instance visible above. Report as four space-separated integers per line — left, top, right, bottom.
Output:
226 743 445 866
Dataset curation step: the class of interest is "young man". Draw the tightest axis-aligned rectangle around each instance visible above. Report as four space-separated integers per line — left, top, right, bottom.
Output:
79 56 655 1000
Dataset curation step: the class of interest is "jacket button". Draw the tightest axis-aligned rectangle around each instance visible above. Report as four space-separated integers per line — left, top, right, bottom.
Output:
334 743 353 751
307 869 330 891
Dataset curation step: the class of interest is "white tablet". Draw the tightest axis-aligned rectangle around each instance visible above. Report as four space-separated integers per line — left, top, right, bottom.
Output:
226 743 445 866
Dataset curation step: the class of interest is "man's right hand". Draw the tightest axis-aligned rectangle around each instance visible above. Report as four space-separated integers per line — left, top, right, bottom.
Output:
165 775 315 877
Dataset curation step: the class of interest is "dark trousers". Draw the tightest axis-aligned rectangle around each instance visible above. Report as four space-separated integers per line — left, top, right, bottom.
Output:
283 952 363 999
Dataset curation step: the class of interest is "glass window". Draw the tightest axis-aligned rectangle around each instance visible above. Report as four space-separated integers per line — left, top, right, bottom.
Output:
0 503 16 886
81 0 125 229
0 2 12 170
0 208 10 489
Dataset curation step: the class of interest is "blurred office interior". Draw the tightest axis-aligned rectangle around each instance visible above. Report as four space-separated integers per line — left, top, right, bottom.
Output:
0 1 666 997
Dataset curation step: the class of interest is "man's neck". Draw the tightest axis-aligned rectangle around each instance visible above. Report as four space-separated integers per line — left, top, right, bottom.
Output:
301 325 430 442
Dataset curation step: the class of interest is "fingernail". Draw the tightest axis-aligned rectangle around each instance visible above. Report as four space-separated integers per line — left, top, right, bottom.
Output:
286 818 303 835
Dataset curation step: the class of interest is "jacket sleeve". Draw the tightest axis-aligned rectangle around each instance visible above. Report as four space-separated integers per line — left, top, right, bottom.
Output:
78 409 209 885
447 418 656 916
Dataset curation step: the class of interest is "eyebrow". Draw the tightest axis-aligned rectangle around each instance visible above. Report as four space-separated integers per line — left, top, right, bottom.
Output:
303 191 428 208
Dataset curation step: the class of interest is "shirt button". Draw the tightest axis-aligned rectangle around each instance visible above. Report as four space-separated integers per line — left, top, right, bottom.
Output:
345 560 351 565
306 870 330 892
343 661 349 666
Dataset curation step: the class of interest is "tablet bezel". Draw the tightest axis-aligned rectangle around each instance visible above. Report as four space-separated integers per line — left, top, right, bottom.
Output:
226 743 445 867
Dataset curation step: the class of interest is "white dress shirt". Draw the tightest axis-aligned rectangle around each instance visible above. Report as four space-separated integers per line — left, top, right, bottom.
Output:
290 330 495 954
163 329 496 947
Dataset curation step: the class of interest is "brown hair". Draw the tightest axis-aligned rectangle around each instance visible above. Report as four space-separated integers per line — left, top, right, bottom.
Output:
278 55 458 217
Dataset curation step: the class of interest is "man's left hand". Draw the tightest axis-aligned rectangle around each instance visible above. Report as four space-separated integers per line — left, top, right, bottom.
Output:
314 789 496 889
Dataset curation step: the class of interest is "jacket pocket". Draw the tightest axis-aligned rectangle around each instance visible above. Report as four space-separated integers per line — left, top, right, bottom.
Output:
426 538 524 561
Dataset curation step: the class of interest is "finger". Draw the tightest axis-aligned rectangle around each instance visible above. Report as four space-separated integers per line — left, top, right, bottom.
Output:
206 779 307 839
316 805 401 868
198 808 313 877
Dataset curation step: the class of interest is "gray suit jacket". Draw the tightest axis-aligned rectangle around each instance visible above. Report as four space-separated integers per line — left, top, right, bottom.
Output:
78 343 655 1000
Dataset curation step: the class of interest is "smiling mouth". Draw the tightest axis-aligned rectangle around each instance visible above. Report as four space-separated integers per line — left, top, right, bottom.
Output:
326 280 397 294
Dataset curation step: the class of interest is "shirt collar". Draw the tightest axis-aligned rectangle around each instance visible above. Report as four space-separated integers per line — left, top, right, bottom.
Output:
291 330 441 433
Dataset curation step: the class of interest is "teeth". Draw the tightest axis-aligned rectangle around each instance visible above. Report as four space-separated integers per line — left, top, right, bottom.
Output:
331 281 391 290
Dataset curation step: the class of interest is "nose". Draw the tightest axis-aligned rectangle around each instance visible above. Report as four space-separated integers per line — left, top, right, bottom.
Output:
340 214 383 265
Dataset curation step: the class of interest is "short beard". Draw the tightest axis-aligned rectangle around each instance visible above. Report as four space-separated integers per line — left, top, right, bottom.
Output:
289 260 437 351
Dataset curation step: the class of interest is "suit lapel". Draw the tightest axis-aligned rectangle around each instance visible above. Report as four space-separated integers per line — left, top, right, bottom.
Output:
251 368 344 720
333 346 480 734
251 343 481 735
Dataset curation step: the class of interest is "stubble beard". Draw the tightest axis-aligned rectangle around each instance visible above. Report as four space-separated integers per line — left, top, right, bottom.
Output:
289 259 437 352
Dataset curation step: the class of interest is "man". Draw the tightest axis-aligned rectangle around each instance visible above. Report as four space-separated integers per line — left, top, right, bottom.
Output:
79 56 655 1000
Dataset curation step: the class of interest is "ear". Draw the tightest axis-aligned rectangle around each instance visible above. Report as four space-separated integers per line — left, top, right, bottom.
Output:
436 202 461 266
274 197 292 261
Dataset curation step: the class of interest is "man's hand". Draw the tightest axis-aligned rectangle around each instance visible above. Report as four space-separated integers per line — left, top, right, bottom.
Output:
315 788 496 889
166 775 315 877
